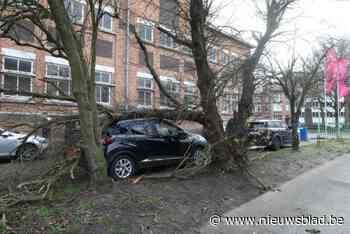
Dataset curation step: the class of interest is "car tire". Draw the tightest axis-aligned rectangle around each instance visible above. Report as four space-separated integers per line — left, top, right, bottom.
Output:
271 137 281 151
16 144 39 161
110 155 136 179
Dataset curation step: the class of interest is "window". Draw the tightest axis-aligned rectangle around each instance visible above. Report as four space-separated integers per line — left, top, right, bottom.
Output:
96 39 113 58
273 112 283 120
45 63 71 96
2 56 33 96
222 94 236 114
99 12 112 31
64 0 84 23
209 47 217 63
95 71 112 104
160 31 176 49
139 51 154 66
159 0 179 29
255 103 262 113
138 75 153 107
8 21 34 42
160 78 180 107
182 46 193 55
184 82 196 107
221 49 229 65
184 61 195 74
160 55 179 72
155 120 179 137
138 20 153 42
273 94 281 103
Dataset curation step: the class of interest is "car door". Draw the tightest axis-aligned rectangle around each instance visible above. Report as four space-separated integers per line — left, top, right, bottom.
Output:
153 120 190 159
0 130 18 157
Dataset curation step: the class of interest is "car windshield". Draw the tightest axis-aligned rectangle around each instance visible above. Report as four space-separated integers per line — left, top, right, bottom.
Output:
249 122 266 129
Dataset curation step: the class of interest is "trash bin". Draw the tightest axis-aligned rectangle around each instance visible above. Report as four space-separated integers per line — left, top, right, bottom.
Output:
299 127 308 141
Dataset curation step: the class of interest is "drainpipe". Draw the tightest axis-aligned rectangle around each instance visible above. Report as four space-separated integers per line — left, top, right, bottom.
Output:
123 0 131 112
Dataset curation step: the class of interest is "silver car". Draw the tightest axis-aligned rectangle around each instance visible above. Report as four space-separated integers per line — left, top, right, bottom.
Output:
0 128 48 160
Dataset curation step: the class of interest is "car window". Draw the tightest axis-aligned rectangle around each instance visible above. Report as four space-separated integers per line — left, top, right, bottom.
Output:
249 122 267 128
129 121 157 136
155 121 179 137
269 121 282 128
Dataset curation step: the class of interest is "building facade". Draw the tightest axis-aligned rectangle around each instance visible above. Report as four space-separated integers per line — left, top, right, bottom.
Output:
0 0 255 126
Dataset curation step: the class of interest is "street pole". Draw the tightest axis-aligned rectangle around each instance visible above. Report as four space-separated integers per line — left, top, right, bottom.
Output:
324 75 328 138
336 63 341 140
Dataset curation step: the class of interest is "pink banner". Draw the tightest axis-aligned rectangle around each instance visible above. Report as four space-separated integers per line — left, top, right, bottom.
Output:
325 48 349 97
325 48 337 95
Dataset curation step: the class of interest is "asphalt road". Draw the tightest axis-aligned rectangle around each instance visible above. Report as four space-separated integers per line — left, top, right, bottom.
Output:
201 154 350 234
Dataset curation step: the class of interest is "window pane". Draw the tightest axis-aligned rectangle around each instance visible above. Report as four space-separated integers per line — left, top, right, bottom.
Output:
47 81 57 96
18 76 31 94
4 58 18 71
138 90 145 105
47 63 59 76
101 86 110 103
19 60 32 73
3 74 17 93
103 14 112 30
101 72 110 83
145 92 152 106
95 86 101 102
59 80 69 95
73 1 83 21
59 65 70 78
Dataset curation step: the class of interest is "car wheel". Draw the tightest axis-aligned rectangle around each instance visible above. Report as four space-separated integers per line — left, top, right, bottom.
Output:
110 155 136 179
271 137 281 151
16 144 39 161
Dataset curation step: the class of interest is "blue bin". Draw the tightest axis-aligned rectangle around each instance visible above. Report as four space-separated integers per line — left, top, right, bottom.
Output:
299 127 308 141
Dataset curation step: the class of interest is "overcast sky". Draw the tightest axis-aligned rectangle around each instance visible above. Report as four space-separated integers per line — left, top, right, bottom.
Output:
213 0 350 58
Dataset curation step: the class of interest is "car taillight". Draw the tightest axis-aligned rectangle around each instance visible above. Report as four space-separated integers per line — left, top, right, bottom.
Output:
101 136 113 145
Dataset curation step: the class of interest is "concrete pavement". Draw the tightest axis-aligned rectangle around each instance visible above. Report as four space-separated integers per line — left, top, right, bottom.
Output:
201 154 350 234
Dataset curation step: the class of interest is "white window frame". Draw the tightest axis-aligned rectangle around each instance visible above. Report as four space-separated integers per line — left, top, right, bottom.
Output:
221 49 229 65
64 0 85 24
159 25 176 49
45 62 71 97
137 72 154 108
97 5 113 32
95 70 113 105
221 94 235 114
137 18 154 43
1 55 35 98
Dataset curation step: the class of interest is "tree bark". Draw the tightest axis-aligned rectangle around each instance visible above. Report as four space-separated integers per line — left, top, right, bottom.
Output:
48 0 102 184
290 101 300 150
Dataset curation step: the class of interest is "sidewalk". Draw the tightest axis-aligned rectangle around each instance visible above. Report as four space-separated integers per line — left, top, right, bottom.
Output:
201 154 350 234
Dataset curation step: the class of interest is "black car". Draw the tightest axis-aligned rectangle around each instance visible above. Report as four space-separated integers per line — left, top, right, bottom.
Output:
101 118 208 179
248 119 292 150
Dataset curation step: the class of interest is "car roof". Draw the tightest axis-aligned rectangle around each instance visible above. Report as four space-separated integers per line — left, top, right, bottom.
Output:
117 118 167 125
250 119 282 123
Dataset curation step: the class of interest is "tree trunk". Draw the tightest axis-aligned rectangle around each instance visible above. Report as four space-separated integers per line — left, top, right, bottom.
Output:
189 0 239 163
48 0 102 184
290 101 300 150
233 62 255 137
345 96 350 128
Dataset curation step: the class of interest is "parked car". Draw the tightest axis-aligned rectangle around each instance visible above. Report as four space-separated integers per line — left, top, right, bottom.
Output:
101 118 208 179
0 128 48 160
248 119 292 150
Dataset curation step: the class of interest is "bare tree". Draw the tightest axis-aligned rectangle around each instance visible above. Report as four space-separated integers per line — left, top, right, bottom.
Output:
0 0 120 184
268 53 324 150
128 0 251 165
230 0 297 137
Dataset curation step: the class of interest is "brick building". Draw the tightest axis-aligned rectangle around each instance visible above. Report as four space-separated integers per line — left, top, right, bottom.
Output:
0 0 289 128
